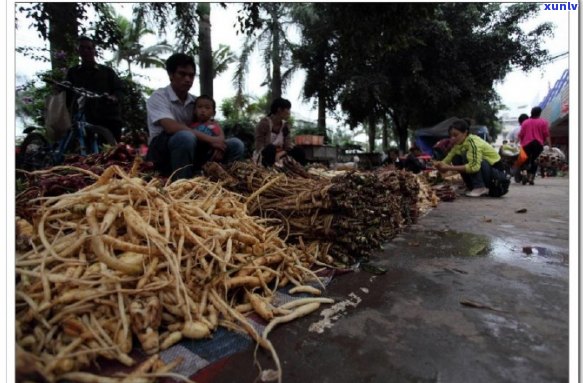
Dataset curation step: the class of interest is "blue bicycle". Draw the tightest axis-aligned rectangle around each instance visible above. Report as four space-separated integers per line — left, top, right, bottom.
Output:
16 79 117 171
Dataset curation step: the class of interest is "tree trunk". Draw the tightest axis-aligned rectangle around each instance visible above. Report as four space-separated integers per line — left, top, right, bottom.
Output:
45 3 78 73
381 115 389 151
316 56 327 138
317 92 327 138
368 115 377 152
197 3 213 97
389 110 408 153
397 126 408 153
270 12 282 102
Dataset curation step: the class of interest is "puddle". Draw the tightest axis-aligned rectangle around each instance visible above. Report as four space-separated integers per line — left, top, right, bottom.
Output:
412 230 491 257
489 239 569 266
408 230 568 266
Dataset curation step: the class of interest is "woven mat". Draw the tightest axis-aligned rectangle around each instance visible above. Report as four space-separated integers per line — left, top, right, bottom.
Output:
87 268 346 381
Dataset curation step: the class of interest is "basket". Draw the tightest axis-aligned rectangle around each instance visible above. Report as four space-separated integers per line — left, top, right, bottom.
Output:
295 135 324 146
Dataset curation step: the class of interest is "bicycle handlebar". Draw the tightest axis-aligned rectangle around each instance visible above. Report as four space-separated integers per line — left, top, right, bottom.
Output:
44 78 109 99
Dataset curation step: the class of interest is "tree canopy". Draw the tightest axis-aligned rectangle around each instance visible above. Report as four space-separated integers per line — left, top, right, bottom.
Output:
16 3 554 151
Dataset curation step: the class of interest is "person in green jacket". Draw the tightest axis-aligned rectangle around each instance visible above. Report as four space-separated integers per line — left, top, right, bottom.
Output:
434 118 503 197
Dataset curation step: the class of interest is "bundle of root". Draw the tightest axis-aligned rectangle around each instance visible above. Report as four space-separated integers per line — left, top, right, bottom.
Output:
204 161 423 265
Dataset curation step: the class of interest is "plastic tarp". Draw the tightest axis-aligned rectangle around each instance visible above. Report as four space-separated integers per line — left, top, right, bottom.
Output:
414 117 490 155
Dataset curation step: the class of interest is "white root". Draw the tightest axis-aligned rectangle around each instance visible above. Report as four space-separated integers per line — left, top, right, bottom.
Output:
16 165 335 383
263 302 322 340
278 297 334 311
288 285 322 296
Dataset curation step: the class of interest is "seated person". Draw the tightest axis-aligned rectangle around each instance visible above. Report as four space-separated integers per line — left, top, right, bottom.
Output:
65 36 124 141
499 140 519 157
190 95 240 168
434 119 503 197
254 97 306 166
146 53 244 179
403 146 426 174
381 148 404 169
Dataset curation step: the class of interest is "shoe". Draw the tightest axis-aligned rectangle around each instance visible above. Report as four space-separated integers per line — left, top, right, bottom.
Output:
465 187 489 197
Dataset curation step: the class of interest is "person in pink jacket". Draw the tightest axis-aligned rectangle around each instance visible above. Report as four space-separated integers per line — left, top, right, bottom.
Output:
518 106 552 185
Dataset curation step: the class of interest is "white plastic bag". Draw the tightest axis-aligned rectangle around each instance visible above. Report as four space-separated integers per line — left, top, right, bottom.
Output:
45 91 72 141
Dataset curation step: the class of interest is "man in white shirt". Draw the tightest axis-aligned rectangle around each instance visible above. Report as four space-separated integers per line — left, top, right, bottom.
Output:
146 53 244 179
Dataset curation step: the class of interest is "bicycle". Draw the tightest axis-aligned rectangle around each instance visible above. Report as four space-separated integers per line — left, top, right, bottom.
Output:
16 79 117 172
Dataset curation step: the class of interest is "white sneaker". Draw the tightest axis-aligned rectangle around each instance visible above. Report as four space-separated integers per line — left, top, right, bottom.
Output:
465 187 489 197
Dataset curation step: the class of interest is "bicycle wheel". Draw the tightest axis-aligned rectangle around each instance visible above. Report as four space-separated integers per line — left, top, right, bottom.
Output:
86 124 117 152
16 132 54 171
64 123 117 155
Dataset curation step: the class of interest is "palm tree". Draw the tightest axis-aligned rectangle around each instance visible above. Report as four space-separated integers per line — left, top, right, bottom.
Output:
108 8 172 77
212 44 237 79
197 3 213 97
291 4 335 137
234 4 299 109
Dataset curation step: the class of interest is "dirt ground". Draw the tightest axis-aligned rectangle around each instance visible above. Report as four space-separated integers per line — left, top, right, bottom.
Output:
193 175 572 383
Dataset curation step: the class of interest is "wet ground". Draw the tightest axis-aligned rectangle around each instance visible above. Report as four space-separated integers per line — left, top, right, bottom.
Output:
195 176 571 383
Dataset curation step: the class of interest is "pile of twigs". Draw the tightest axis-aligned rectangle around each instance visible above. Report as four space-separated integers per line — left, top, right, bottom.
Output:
204 161 422 264
16 165 333 383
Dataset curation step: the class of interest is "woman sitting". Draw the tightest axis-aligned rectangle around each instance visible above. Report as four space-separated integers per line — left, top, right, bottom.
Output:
253 97 306 167
434 118 503 197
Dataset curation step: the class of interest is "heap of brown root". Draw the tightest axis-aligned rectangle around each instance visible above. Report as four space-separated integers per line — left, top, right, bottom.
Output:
204 160 421 265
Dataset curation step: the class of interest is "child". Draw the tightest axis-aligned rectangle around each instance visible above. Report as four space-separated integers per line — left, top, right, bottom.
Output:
191 95 225 163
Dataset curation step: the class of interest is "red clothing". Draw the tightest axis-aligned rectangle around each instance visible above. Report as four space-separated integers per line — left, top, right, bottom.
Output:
190 120 222 136
518 117 549 147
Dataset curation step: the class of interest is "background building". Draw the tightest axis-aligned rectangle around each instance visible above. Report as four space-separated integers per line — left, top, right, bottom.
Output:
539 69 569 155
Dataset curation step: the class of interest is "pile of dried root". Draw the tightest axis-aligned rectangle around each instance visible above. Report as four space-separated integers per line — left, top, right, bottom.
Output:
16 165 333 383
204 161 422 264
16 145 157 222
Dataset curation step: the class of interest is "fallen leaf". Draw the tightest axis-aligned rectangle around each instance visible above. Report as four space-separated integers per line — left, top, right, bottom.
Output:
360 263 387 275
515 208 528 213
408 241 420 247
523 246 533 255
482 217 493 223
460 298 506 312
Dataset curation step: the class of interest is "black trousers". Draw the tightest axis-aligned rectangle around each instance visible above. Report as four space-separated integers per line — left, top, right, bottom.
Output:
261 144 307 167
452 154 502 190
522 140 544 177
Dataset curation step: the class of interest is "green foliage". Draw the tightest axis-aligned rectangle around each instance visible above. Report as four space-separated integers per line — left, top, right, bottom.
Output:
119 74 152 146
134 3 198 49
17 3 121 52
16 64 77 130
106 6 172 76
219 94 272 157
292 121 319 136
212 44 237 79
327 126 365 149
292 3 552 150
235 4 298 103
235 4 263 36
17 3 554 153
220 118 255 158
220 94 267 121
16 79 49 129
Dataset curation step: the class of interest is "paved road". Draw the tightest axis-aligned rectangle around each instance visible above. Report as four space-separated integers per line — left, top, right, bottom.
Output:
196 176 571 383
